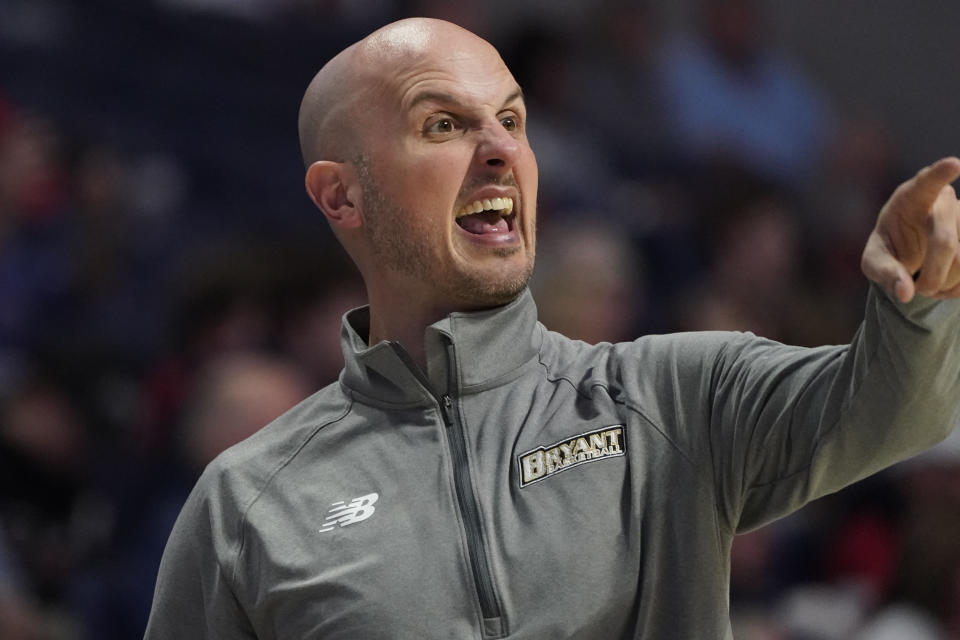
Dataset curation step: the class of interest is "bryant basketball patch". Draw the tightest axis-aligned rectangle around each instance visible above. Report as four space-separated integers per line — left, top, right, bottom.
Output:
518 425 626 487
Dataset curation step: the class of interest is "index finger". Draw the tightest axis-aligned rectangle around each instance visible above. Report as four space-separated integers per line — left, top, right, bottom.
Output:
895 157 960 217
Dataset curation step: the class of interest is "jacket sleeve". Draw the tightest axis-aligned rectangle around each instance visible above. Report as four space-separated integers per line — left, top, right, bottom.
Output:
704 284 960 533
143 470 257 640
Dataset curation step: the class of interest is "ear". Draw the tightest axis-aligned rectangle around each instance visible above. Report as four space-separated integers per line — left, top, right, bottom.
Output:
305 161 363 230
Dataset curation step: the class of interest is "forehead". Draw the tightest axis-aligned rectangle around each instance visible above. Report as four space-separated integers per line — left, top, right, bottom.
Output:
360 27 520 113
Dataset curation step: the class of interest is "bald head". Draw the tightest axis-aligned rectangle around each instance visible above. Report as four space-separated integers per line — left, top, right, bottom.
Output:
297 42 360 166
299 16 537 317
297 18 503 167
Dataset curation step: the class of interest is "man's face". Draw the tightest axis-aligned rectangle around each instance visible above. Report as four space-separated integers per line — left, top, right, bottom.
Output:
352 31 538 310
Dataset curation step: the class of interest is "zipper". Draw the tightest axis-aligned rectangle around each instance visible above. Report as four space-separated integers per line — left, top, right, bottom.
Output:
437 392 504 634
389 341 505 637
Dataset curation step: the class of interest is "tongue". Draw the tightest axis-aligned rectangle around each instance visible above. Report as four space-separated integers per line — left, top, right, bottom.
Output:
457 211 508 235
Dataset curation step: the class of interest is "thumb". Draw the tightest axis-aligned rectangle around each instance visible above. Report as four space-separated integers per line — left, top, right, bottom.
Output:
861 231 916 302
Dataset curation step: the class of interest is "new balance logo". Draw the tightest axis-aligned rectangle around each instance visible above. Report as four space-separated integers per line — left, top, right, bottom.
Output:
318 493 379 533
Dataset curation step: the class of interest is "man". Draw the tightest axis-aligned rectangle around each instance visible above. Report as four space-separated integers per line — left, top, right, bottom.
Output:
145 18 960 640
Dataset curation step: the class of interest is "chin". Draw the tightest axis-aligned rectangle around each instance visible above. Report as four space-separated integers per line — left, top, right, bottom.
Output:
452 258 534 309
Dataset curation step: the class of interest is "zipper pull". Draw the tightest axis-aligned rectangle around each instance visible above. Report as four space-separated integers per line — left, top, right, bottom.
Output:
440 395 454 427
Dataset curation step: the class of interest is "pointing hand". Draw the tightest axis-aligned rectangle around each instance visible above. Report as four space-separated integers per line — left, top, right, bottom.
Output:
861 157 960 302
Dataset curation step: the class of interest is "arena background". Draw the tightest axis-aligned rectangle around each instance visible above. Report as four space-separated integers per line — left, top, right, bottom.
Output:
1 1 959 638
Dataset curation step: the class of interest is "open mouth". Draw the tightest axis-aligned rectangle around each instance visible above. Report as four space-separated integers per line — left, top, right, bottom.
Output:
455 197 516 235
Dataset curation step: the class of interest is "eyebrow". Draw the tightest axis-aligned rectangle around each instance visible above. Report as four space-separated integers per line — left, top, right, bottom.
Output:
501 87 525 109
406 86 525 112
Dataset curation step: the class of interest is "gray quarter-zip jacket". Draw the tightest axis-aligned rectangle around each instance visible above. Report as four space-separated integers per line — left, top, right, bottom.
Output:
145 285 960 639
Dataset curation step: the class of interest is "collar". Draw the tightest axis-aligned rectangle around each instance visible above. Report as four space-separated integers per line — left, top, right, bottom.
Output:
340 288 541 405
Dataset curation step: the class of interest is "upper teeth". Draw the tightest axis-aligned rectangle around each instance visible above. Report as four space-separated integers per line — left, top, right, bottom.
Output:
456 197 514 218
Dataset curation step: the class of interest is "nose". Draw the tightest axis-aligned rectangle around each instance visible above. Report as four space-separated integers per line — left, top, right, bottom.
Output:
474 121 521 174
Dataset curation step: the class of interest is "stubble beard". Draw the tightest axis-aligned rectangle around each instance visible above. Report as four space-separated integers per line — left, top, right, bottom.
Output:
355 154 534 309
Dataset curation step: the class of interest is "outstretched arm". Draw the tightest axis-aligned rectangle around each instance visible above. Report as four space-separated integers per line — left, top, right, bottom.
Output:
705 159 960 531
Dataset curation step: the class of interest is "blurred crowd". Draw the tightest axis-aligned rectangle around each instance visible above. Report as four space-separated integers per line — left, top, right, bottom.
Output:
0 0 958 638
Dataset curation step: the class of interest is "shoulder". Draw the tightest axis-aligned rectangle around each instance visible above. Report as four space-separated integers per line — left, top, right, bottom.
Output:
538 326 751 378
536 327 768 421
192 382 354 520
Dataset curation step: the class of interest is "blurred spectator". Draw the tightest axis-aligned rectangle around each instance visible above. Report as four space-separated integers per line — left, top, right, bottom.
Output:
729 527 786 639
136 241 277 453
801 115 905 345
74 351 313 640
569 0 669 175
0 371 102 639
277 279 365 384
854 427 960 640
178 351 313 468
137 239 361 452
532 220 645 343
272 246 366 388
0 113 65 223
812 115 900 291
42 143 176 385
777 580 871 640
0 113 71 391
658 0 835 188
674 172 806 341
856 606 944 640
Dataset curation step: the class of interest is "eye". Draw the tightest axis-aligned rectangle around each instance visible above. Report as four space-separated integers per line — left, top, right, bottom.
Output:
425 116 462 136
500 114 519 132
